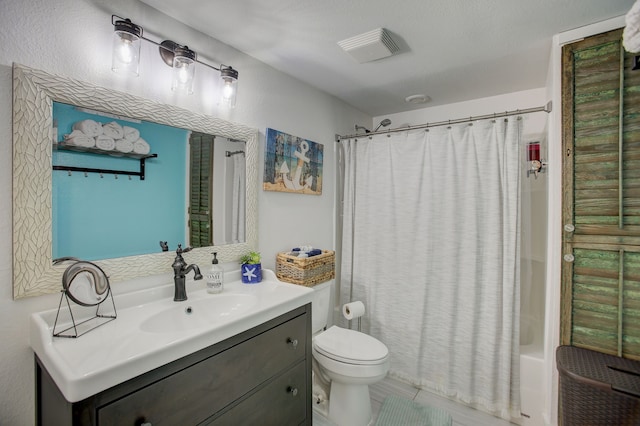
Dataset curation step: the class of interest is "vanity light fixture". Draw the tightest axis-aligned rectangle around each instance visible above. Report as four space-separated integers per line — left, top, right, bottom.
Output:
220 66 238 108
162 42 197 95
111 18 142 76
111 15 239 106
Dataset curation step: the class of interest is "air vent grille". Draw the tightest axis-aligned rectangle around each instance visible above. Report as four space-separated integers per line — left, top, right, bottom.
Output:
337 28 399 63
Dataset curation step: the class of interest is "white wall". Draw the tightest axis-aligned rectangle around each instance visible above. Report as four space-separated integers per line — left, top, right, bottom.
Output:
0 0 369 423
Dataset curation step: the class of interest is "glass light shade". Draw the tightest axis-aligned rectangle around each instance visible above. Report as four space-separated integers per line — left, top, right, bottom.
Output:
111 20 141 76
220 67 238 108
171 47 196 94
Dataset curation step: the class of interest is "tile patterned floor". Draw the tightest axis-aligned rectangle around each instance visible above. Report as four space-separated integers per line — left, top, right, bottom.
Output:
313 376 516 426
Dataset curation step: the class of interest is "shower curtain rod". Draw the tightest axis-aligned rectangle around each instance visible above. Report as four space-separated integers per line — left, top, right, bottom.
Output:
335 100 552 142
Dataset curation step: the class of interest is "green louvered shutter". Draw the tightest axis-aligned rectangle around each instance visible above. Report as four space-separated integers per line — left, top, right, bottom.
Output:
562 28 640 360
189 132 214 247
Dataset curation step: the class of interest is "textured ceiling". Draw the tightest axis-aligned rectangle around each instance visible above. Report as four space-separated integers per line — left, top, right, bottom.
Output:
140 0 634 116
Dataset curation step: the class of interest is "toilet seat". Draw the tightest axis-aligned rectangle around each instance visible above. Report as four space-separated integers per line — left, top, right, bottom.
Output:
314 326 388 365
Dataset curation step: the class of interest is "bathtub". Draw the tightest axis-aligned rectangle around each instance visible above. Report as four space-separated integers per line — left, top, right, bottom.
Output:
517 315 545 426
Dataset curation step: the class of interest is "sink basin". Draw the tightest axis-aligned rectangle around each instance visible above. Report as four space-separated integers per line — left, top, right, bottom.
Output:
30 269 314 403
140 294 258 333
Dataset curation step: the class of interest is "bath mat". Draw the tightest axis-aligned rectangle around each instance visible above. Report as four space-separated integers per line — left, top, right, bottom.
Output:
375 395 452 426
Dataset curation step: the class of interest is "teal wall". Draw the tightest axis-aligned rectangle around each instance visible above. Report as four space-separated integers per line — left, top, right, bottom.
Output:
52 102 188 260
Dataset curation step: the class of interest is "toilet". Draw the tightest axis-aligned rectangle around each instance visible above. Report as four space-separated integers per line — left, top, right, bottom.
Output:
311 280 390 426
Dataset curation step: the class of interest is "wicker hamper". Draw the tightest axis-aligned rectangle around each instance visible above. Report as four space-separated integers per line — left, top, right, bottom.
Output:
556 345 640 426
276 250 335 286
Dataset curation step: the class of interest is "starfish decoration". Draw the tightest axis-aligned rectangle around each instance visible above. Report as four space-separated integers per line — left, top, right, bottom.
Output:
243 266 257 281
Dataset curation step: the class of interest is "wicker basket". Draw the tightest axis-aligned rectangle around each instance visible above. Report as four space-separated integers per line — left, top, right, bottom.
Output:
276 250 335 287
556 345 640 425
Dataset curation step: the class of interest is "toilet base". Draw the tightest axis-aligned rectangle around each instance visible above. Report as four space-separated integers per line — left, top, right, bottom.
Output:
328 381 372 426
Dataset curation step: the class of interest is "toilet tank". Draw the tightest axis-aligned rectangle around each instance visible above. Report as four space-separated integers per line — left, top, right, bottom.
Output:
311 280 332 334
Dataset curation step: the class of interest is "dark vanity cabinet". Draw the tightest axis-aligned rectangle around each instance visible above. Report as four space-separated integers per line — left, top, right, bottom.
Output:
36 304 312 425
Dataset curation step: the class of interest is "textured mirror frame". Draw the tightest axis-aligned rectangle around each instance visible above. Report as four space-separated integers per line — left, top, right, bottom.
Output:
12 64 258 299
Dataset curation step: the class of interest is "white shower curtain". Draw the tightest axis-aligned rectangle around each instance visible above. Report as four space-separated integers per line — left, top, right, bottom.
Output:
230 153 245 243
340 118 521 419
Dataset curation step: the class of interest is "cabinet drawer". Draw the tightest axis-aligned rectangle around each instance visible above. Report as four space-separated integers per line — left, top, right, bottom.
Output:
207 360 307 426
97 313 307 426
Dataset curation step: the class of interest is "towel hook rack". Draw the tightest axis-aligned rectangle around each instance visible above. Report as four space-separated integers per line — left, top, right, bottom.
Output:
53 147 158 181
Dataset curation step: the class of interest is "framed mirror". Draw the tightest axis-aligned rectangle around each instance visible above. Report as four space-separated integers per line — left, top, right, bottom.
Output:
12 63 258 299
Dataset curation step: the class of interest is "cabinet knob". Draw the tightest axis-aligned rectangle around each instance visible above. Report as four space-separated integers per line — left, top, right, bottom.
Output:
564 223 575 233
564 253 575 263
287 386 299 397
287 337 298 348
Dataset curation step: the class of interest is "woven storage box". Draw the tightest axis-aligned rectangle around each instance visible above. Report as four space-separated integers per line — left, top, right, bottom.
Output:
556 345 640 425
276 250 335 286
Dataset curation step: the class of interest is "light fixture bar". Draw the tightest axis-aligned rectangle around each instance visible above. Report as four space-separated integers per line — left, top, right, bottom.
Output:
111 15 223 72
111 15 239 105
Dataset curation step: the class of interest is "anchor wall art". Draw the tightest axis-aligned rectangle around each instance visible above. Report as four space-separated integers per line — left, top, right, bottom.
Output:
263 128 323 195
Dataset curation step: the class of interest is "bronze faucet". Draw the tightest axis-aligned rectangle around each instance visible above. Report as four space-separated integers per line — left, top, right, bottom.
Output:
172 244 203 301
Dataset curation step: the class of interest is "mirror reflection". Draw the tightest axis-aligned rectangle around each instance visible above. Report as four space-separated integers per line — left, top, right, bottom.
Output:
52 102 245 261
13 63 258 299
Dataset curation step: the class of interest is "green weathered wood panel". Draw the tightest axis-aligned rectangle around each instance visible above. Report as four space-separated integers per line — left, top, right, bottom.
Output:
563 29 640 358
188 132 214 248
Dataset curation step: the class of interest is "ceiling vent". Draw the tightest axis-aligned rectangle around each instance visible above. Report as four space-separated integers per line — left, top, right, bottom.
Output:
338 28 399 63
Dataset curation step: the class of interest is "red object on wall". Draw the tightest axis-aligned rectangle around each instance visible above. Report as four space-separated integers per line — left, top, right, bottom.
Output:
527 142 541 161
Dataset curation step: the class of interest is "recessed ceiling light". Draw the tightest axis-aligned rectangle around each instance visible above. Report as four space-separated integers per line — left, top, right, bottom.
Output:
405 94 430 104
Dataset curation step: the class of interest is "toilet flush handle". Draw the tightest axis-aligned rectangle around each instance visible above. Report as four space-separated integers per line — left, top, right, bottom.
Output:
287 337 299 348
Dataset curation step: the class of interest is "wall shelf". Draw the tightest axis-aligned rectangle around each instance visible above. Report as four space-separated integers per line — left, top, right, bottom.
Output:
53 143 158 180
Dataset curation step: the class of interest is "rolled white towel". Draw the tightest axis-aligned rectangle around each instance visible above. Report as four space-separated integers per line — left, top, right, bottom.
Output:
625 0 640 53
123 126 140 142
73 119 102 138
95 134 116 151
132 137 150 155
115 138 134 153
64 130 95 148
102 121 124 139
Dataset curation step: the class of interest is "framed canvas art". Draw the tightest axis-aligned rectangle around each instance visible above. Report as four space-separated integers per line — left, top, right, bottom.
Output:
263 128 323 195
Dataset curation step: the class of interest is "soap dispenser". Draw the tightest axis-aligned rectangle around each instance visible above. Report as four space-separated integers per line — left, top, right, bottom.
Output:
206 252 224 294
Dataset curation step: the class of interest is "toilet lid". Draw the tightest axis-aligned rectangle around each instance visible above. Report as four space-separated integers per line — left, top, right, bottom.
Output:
314 326 389 364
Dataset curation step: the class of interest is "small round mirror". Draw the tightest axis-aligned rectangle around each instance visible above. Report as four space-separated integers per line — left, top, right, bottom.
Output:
62 261 110 306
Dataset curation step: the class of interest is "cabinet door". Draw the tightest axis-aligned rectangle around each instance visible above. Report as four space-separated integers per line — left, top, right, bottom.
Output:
562 28 640 359
97 313 307 425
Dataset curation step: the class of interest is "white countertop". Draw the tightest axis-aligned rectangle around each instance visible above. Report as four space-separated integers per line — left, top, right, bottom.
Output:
30 269 313 402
